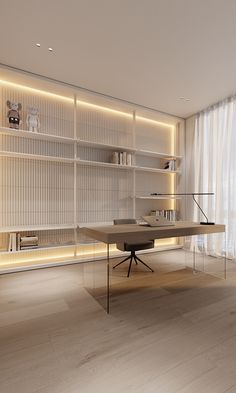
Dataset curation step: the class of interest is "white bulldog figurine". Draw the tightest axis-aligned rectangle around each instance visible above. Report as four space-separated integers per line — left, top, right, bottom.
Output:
26 106 40 132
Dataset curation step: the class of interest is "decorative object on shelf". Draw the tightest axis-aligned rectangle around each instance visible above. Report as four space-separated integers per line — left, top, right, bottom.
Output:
6 100 22 129
164 159 176 170
111 151 119 164
26 106 40 132
151 192 215 225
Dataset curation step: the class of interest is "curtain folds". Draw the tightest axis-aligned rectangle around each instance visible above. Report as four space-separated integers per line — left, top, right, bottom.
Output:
193 98 236 259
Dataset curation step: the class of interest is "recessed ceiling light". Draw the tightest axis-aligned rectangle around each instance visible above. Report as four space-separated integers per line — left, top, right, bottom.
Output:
179 97 190 101
48 47 53 52
36 43 41 47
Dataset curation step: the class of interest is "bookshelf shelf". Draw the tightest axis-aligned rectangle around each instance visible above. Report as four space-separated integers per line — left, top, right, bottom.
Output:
0 224 76 233
0 243 75 255
134 165 179 174
78 139 136 153
0 127 74 144
77 158 134 170
0 151 74 163
136 148 182 160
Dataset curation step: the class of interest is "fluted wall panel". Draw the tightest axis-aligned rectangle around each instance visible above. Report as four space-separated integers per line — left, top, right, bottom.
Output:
0 157 74 228
136 118 173 153
77 105 133 147
0 135 74 158
78 146 113 163
77 165 133 224
135 171 174 218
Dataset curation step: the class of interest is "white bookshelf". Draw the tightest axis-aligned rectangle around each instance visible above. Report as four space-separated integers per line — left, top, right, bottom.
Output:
0 67 184 272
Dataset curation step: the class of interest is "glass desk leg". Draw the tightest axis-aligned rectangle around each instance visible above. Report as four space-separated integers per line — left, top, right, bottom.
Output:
191 232 227 279
106 243 110 314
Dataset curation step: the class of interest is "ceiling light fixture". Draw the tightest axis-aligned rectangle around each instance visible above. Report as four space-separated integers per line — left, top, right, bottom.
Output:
36 43 41 47
48 47 53 52
179 96 190 101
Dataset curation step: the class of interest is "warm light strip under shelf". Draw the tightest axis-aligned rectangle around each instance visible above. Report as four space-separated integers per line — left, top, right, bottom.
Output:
77 100 132 118
136 115 175 129
0 79 73 102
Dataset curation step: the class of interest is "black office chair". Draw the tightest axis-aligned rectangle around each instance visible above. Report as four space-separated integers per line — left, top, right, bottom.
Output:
113 218 154 277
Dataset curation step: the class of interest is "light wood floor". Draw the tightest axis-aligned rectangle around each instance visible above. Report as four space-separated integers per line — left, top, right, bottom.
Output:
1 250 236 393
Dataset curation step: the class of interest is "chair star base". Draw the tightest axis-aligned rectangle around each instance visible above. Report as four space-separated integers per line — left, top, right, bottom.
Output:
113 250 154 277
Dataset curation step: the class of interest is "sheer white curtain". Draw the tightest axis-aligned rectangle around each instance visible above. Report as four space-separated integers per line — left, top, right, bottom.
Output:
193 97 236 258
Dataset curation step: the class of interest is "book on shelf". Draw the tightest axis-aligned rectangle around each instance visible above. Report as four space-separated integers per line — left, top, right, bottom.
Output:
126 152 132 166
122 151 127 165
8 233 17 252
20 245 39 250
17 232 21 251
111 151 133 166
20 236 38 245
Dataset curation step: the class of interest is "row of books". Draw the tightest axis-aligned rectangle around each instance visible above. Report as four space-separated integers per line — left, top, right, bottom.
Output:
150 209 177 221
111 151 133 166
8 233 38 252
164 159 176 171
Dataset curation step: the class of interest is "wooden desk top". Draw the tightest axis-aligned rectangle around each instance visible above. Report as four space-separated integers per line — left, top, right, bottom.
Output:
81 221 225 244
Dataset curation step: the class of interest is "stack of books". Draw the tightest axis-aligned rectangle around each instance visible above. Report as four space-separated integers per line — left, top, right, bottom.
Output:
150 209 177 221
19 235 39 250
111 151 133 166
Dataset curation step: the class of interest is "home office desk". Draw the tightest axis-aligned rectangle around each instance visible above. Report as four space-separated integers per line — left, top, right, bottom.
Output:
82 221 225 313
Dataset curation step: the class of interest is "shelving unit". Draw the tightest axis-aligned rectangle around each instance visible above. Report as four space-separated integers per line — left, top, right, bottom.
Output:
0 66 185 273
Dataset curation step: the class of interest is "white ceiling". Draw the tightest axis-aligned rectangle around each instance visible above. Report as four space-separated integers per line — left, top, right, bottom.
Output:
1 0 236 118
